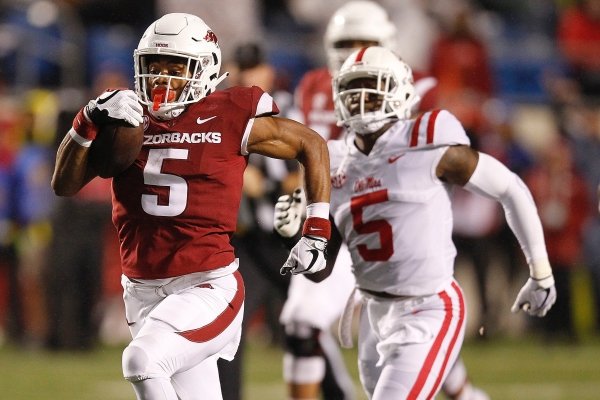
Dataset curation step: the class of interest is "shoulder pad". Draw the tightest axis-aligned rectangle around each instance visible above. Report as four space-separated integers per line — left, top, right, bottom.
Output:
224 86 280 117
408 109 470 148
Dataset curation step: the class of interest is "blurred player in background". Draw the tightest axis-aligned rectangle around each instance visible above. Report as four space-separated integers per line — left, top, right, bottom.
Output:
279 2 486 399
217 41 295 400
279 2 392 398
277 46 556 399
51 13 331 400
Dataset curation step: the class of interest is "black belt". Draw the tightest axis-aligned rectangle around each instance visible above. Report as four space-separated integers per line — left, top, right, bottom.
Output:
359 288 410 299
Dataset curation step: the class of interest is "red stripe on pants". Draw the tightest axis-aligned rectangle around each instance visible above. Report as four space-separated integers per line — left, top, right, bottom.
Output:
425 281 466 398
407 287 456 399
177 271 244 343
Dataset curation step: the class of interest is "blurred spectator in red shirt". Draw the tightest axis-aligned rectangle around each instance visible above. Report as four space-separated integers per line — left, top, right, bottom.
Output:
429 3 494 134
525 136 590 342
557 0 600 97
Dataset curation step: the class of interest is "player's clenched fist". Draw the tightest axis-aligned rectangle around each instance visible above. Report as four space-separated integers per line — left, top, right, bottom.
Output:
281 235 328 275
86 89 144 127
274 187 306 238
280 214 331 275
71 89 144 146
511 275 557 317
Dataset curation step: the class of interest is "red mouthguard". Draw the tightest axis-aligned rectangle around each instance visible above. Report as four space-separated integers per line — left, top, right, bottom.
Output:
151 87 176 111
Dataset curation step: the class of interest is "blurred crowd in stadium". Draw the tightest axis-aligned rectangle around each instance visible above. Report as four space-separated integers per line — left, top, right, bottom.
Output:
0 0 599 367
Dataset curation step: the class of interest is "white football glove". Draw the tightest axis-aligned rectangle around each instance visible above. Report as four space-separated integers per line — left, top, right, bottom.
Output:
274 188 306 238
85 89 144 127
280 236 327 275
511 275 557 317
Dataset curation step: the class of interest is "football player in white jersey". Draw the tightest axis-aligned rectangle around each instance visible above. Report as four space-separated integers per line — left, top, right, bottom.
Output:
279 2 393 399
278 2 489 399
276 46 556 400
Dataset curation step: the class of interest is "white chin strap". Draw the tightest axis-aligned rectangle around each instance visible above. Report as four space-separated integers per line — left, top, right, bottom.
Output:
150 103 185 120
352 120 386 135
149 83 189 120
350 112 391 135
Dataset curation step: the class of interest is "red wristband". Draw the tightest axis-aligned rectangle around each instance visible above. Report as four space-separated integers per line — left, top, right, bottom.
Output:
72 107 98 141
302 217 331 240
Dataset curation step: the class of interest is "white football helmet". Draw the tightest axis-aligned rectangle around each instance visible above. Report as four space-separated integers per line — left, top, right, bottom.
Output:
333 46 420 135
134 13 227 120
324 1 397 74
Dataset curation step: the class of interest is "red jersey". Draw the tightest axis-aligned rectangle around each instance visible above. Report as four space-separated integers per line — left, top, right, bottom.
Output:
295 67 342 141
112 86 279 279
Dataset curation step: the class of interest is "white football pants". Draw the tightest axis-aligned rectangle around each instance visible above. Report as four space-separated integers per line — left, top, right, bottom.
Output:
121 266 244 400
358 279 466 400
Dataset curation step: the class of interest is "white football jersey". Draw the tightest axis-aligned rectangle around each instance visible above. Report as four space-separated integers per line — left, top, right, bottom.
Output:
329 110 470 296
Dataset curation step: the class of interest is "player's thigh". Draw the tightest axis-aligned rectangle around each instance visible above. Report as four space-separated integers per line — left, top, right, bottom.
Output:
371 333 463 400
126 273 244 376
357 305 382 397
368 283 466 399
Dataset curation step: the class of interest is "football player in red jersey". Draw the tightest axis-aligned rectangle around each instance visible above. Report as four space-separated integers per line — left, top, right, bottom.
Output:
51 13 331 400
279 2 485 400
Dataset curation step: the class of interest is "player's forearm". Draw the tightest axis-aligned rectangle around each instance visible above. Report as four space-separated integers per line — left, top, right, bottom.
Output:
499 181 551 278
51 134 95 196
464 153 551 279
297 137 331 206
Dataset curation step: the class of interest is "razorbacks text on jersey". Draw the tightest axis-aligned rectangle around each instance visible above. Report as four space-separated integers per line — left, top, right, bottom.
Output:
112 86 279 279
328 109 470 296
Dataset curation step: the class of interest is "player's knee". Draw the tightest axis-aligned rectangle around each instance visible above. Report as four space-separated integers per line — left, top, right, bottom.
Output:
283 323 326 383
122 344 151 382
284 323 323 357
283 353 326 383
122 343 166 382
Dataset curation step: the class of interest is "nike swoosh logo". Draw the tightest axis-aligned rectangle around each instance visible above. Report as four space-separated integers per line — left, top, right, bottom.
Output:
523 288 552 312
197 116 217 124
307 249 320 271
388 154 405 163
96 90 120 105
540 288 552 306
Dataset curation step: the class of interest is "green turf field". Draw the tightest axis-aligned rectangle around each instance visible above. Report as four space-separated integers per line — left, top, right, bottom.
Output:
1 336 599 399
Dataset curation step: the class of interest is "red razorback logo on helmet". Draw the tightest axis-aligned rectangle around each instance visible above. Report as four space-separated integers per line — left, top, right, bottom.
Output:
204 30 218 44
